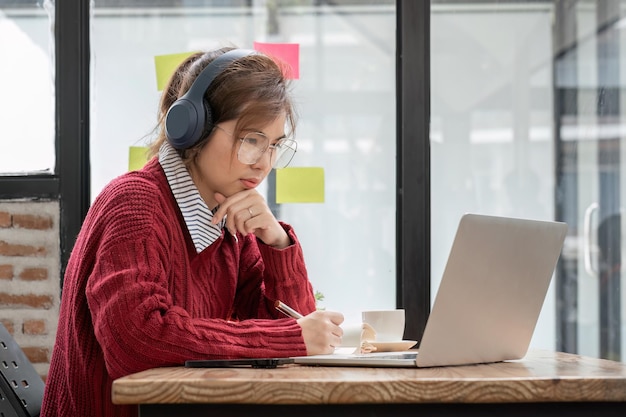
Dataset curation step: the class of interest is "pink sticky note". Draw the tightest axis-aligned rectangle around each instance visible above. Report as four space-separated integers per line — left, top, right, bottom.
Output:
253 42 299 79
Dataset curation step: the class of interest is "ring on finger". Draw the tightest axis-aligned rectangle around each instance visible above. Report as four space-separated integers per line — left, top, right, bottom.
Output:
248 207 254 218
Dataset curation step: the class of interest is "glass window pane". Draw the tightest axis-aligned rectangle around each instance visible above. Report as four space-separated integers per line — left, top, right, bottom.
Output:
91 1 396 320
0 1 55 174
431 2 557 349
432 0 626 362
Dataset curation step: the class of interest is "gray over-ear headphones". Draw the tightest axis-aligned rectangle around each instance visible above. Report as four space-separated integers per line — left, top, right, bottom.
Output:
165 49 257 150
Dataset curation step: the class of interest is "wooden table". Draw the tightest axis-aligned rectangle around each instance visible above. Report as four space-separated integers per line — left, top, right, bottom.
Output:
112 350 626 416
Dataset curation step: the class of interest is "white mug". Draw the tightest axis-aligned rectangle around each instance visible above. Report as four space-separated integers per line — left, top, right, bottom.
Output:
361 309 405 342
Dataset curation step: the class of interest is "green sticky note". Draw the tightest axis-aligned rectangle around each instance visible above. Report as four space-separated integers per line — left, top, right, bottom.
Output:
276 167 324 203
154 52 195 91
128 146 149 171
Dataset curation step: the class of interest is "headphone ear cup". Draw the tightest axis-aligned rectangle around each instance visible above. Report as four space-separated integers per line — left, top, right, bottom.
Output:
164 49 257 150
165 96 206 149
202 97 214 137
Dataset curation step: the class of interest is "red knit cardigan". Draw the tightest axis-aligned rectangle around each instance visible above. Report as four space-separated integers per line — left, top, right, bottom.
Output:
41 158 316 417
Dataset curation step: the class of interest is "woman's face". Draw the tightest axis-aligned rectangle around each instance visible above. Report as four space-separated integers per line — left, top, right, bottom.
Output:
189 114 287 209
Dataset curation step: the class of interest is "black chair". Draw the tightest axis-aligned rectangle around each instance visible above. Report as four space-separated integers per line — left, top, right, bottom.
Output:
0 323 44 417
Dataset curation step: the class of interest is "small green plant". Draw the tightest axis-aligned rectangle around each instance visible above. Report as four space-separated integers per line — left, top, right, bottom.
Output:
314 290 325 310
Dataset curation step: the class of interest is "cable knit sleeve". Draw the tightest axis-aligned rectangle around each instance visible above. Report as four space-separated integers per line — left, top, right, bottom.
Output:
83 175 308 380
233 224 317 320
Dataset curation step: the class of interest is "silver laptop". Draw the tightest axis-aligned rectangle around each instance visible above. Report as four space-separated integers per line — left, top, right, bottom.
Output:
293 214 568 368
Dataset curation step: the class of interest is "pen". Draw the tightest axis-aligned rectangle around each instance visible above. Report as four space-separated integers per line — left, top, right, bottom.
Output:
275 300 304 319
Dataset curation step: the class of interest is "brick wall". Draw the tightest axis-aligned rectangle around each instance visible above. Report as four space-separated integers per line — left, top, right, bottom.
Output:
0 200 61 380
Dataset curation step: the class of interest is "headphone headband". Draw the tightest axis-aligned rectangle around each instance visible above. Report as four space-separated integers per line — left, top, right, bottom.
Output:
165 49 257 149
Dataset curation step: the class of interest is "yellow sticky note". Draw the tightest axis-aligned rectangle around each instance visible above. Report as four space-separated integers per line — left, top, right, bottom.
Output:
276 167 324 203
128 146 149 171
154 52 195 91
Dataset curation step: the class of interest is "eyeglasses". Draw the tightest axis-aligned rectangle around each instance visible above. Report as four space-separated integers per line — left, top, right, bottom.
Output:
214 126 297 169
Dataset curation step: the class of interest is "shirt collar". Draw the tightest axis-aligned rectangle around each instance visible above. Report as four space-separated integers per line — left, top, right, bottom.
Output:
158 141 225 253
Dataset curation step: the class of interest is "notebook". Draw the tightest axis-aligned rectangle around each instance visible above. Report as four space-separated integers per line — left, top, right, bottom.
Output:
293 213 568 368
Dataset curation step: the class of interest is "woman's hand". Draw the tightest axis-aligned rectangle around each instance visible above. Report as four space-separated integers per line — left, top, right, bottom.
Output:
297 310 345 355
212 190 290 248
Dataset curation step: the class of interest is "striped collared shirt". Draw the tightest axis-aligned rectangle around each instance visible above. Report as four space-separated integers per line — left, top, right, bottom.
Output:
158 142 225 253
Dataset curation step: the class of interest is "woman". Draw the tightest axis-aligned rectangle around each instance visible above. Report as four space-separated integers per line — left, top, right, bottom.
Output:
41 47 344 417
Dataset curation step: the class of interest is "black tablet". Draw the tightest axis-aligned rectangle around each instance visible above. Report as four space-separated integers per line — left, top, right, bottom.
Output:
184 358 295 369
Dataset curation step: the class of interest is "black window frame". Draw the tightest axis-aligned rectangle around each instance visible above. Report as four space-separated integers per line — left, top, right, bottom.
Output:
0 0 431 342
397 0 431 341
